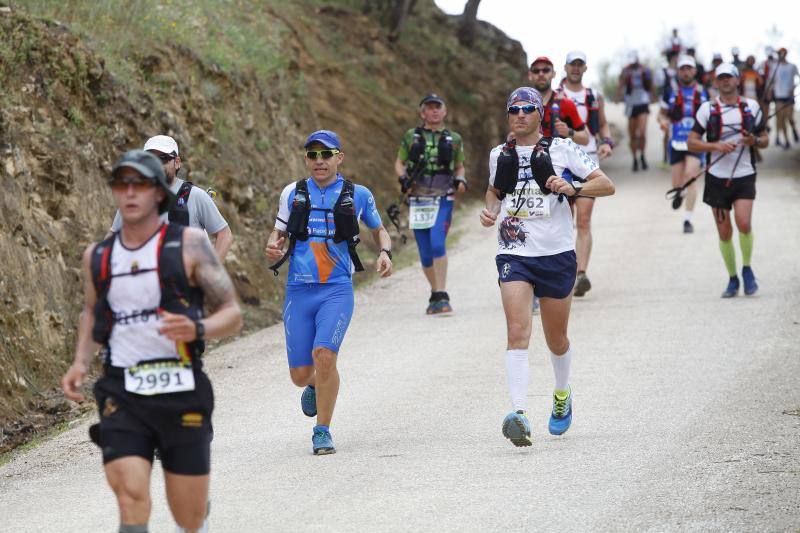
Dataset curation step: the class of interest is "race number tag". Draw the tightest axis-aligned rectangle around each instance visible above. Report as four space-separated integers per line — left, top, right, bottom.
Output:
670 140 688 151
506 188 550 219
408 197 440 229
124 361 195 396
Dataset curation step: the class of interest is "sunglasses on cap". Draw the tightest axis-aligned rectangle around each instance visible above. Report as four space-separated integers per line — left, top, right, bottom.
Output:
508 104 538 115
305 149 341 160
109 175 156 191
530 67 552 74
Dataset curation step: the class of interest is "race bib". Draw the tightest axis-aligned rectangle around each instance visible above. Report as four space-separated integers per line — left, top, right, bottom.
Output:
124 361 195 396
408 197 440 229
506 188 550 219
670 140 688 151
671 117 694 150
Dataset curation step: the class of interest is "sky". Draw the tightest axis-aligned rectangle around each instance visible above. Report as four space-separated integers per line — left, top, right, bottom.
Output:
434 0 799 86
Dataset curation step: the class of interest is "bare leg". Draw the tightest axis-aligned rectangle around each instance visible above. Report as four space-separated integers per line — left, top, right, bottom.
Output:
289 365 315 388
499 281 533 349
312 347 339 427
538 295 572 355
164 472 209 531
104 456 153 528
574 197 594 273
683 156 702 213
422 265 437 291
432 255 448 293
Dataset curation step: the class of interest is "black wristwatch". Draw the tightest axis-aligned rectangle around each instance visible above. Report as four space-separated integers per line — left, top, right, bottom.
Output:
194 320 205 341
380 248 393 260
568 127 575 138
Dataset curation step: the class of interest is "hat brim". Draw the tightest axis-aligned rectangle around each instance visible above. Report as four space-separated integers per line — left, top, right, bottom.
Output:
420 98 445 106
304 138 340 149
111 161 160 181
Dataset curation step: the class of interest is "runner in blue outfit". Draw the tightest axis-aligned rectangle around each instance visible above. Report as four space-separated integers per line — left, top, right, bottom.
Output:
266 130 393 455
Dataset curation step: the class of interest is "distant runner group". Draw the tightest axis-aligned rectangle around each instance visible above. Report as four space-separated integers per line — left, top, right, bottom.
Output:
57 36 795 532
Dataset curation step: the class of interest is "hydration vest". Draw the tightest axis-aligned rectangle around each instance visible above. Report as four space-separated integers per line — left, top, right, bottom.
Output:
494 137 558 201
407 127 454 177
168 181 194 226
90 223 205 364
584 88 600 134
668 86 703 123
268 178 364 275
705 98 755 142
625 65 653 94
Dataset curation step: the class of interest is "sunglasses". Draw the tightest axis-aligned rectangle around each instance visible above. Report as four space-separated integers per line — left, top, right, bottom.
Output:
109 176 156 191
154 153 176 163
508 104 538 115
530 67 552 74
305 149 341 160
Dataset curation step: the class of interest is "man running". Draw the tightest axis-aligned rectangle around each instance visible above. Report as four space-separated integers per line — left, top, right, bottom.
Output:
111 135 233 261
658 54 709 233
767 48 799 149
617 51 654 171
62 150 243 533
560 50 615 297
267 130 393 454
656 50 680 168
527 56 589 146
687 63 768 298
480 87 615 446
394 94 466 314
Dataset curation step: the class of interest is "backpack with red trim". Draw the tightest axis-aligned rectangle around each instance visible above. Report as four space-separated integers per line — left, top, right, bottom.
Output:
706 98 754 142
668 86 703 123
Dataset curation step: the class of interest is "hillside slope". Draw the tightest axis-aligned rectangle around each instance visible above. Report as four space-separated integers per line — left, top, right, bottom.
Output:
0 0 526 450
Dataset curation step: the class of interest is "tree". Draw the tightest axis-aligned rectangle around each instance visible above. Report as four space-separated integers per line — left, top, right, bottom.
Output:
458 0 481 47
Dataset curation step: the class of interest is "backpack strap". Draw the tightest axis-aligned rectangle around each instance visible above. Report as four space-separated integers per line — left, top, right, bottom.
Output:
269 180 309 275
168 181 193 226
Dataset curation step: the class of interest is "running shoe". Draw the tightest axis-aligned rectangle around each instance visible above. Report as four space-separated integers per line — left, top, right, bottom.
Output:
574 272 592 297
532 296 540 315
640 155 649 171
312 426 335 455
721 276 740 298
632 158 638 172
502 410 532 447
793 126 799 143
425 301 437 314
301 385 317 417
683 220 694 234
742 266 758 296
548 388 573 436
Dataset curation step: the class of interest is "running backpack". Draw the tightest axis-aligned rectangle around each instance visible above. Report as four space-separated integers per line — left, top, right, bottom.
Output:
168 181 194 226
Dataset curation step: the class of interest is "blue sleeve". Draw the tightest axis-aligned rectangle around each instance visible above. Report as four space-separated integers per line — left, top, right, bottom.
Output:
356 185 382 229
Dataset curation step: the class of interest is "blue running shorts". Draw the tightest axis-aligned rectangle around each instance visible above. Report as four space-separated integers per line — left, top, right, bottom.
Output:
283 282 354 368
496 251 577 299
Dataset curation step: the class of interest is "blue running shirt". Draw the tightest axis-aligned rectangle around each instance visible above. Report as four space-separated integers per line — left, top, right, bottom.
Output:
662 85 709 145
275 174 382 285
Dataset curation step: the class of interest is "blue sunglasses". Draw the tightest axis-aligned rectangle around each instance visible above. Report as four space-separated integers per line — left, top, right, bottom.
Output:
508 104 538 115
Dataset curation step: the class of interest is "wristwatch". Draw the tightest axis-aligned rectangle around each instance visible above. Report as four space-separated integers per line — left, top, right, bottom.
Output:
380 248 393 260
194 320 205 341
568 127 575 138
571 180 584 195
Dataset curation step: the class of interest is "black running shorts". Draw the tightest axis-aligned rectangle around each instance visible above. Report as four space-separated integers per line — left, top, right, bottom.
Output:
93 365 214 475
703 173 756 210
629 103 650 118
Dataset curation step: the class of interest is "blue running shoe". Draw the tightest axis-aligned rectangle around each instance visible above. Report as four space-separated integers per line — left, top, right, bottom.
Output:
312 426 335 455
742 267 758 295
549 388 572 435
432 299 452 314
502 410 532 447
301 385 316 417
721 276 740 298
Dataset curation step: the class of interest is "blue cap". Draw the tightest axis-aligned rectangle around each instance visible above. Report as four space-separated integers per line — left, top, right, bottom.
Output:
304 130 341 150
506 87 543 113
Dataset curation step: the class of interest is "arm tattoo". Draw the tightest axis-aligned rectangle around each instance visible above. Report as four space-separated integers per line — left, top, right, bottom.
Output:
187 231 237 311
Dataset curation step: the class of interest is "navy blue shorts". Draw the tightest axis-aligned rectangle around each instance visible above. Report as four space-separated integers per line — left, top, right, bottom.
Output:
669 149 705 166
496 251 577 299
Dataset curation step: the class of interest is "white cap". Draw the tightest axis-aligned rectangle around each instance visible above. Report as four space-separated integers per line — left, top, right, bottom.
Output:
677 55 696 68
712 52 723 60
731 46 740 55
566 50 587 64
628 50 639 63
143 135 179 155
715 62 739 78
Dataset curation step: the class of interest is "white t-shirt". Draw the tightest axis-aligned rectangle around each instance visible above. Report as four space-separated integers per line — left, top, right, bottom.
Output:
561 86 603 162
693 97 761 179
772 62 799 99
488 138 598 258
111 178 228 234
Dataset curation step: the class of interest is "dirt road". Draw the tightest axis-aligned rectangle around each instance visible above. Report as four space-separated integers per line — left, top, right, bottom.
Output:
1 108 798 531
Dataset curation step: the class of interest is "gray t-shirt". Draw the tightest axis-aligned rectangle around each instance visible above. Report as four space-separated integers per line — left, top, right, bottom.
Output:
110 178 228 233
773 62 799 99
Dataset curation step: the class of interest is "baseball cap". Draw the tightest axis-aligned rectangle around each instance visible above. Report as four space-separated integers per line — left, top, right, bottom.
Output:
677 55 696 69
143 135 179 156
566 51 587 64
304 130 341 150
715 62 739 78
506 87 543 112
111 150 174 214
712 52 723 61
530 56 553 68
419 93 446 106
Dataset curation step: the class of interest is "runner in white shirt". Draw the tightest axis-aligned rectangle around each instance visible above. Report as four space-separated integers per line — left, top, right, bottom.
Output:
561 50 614 297
480 87 615 447
688 63 768 299
767 48 799 149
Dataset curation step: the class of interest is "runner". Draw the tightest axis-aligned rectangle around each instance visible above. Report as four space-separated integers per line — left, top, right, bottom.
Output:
617 51 654 172
687 63 768 298
61 150 243 533
560 50 615 296
656 50 680 168
705 53 724 99
658 54 709 233
479 87 615 446
739 55 765 162
394 94 466 314
759 47 778 133
111 135 233 261
731 47 745 71
767 48 799 149
267 130 392 454
527 56 590 146
686 47 706 86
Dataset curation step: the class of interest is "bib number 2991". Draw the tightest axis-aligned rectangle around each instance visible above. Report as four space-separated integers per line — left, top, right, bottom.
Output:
124 362 195 396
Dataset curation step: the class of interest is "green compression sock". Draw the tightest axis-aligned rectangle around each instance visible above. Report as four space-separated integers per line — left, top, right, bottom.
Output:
739 232 753 266
719 240 737 277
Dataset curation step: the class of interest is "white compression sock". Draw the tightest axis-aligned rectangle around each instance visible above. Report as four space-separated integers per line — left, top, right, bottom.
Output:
550 347 573 392
684 210 693 222
505 349 530 412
